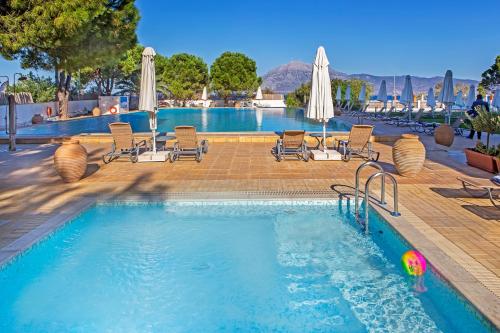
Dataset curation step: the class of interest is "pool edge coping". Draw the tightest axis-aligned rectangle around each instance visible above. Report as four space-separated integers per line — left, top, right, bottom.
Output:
0 192 498 330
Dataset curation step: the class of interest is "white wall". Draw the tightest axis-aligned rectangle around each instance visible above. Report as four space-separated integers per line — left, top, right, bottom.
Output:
252 99 287 108
0 99 98 130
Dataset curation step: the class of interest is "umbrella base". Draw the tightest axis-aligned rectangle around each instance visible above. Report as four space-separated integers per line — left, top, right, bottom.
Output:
310 149 341 161
138 151 170 162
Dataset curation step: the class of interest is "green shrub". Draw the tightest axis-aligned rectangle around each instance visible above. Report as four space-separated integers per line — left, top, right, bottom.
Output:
471 106 500 151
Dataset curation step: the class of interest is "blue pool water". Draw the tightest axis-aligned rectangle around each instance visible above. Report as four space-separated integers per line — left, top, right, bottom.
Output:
0 201 493 332
16 108 351 136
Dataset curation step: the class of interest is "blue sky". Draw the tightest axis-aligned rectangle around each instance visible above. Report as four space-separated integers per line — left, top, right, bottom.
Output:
1 0 499 80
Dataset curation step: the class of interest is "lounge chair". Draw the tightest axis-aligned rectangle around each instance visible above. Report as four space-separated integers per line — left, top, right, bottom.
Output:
457 176 500 208
336 125 379 161
423 116 465 136
275 130 309 161
170 126 208 162
394 108 425 127
376 106 397 121
103 122 148 163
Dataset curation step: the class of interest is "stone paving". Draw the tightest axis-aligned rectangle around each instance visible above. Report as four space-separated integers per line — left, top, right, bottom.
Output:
0 120 499 326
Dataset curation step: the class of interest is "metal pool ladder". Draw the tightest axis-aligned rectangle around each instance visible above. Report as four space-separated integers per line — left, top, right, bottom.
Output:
354 161 401 234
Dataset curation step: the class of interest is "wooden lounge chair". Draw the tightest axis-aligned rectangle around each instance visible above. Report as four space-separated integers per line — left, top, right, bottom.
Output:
275 130 309 161
457 176 500 208
170 126 208 162
103 122 147 163
336 125 378 162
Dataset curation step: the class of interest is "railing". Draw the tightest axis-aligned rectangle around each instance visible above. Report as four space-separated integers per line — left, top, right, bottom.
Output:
354 161 401 234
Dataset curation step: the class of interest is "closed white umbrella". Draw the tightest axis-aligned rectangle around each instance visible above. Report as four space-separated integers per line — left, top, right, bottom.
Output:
493 89 500 110
427 88 436 107
345 84 351 110
345 85 351 101
427 87 436 117
201 86 208 101
139 46 158 153
442 70 454 124
454 91 465 108
377 80 387 110
256 86 263 100
335 85 342 102
465 84 475 109
306 46 334 151
400 75 413 120
358 84 366 103
377 80 387 102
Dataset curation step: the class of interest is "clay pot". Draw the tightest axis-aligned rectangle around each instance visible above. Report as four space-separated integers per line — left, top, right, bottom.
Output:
54 139 88 183
31 114 43 124
92 107 101 117
464 148 498 173
434 124 454 147
392 134 426 177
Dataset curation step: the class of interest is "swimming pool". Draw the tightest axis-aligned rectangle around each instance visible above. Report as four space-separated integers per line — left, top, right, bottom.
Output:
15 108 351 136
0 200 493 332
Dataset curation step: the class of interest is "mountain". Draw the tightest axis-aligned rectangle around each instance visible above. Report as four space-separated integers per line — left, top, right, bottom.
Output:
261 61 478 95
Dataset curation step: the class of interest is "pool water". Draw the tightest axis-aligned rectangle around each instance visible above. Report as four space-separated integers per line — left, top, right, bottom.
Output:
0 201 493 332
16 108 351 136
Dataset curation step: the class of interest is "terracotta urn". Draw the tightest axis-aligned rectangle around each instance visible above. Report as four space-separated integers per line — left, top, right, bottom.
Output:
434 124 454 147
31 114 43 124
92 107 101 117
392 134 426 177
54 139 88 183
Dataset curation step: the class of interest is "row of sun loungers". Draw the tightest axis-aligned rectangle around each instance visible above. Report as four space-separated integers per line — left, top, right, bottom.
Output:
104 122 376 164
103 122 208 163
343 105 466 137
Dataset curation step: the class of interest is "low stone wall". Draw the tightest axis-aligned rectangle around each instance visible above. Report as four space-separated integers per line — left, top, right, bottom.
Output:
0 100 98 130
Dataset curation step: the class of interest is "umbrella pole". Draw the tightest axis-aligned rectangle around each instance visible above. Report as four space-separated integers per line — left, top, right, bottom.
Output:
152 129 157 154
323 121 327 152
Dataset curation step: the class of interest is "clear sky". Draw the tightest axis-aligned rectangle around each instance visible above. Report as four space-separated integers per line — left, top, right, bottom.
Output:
1 0 499 80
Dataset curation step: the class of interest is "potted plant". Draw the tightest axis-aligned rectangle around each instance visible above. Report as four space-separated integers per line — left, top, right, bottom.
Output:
464 107 500 173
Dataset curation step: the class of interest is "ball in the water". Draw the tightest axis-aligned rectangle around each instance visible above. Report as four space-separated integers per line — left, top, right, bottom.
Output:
402 250 427 276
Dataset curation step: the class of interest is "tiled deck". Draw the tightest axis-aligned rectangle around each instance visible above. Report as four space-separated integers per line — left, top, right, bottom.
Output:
1 133 499 326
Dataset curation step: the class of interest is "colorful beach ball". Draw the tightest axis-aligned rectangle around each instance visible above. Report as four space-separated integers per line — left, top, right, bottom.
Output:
401 250 427 276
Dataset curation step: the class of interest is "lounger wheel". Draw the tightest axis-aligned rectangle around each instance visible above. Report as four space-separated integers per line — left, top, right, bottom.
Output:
102 154 114 164
170 153 177 163
370 152 380 162
102 154 110 164
130 153 138 163
202 141 208 153
195 149 202 162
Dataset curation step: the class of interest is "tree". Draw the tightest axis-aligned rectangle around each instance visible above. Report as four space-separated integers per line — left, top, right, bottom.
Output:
434 82 443 97
480 55 500 92
6 72 56 103
210 52 259 104
287 78 372 109
114 45 168 96
285 94 301 108
454 82 470 96
159 53 208 104
0 0 139 118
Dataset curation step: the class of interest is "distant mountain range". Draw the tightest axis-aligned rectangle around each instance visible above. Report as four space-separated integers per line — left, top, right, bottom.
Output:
261 61 478 95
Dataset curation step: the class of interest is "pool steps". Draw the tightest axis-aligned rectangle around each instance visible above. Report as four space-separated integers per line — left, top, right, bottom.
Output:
355 161 400 233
